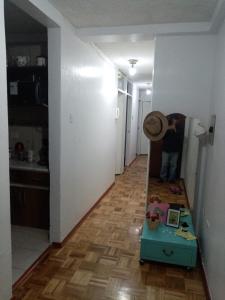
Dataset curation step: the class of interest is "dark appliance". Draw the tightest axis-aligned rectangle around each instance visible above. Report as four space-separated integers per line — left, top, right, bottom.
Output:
7 66 48 106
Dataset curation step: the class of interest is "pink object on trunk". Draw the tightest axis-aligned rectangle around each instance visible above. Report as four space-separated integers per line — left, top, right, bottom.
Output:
147 201 169 224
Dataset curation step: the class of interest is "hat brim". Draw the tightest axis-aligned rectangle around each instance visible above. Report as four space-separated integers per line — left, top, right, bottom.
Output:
143 111 168 141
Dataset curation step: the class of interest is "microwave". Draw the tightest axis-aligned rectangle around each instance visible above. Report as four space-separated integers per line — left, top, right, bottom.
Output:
8 79 48 105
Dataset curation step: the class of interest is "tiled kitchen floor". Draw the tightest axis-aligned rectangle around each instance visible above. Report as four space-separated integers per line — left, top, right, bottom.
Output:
11 225 49 283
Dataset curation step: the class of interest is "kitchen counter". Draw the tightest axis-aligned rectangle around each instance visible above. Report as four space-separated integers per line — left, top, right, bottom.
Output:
10 159 49 173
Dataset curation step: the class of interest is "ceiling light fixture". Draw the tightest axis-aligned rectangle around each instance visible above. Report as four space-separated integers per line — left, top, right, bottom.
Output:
128 59 138 76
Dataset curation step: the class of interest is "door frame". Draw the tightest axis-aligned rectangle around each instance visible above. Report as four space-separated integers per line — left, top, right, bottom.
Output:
137 99 152 155
8 0 61 244
124 95 132 166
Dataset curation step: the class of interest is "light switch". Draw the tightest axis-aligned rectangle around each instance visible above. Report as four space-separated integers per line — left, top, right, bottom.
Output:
115 107 120 119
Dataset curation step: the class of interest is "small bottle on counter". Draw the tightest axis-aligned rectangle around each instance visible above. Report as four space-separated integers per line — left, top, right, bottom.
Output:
27 150 34 163
15 142 25 161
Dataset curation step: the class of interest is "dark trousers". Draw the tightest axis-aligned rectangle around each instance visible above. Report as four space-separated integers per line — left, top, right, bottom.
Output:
160 151 178 181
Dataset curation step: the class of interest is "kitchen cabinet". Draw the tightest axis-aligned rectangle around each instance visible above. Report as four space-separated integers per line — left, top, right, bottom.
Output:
8 104 48 126
10 169 49 229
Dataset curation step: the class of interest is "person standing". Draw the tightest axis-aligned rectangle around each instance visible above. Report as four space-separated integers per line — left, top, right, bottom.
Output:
159 118 183 183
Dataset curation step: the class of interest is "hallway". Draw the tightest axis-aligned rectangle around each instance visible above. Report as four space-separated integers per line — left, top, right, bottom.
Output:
13 156 206 299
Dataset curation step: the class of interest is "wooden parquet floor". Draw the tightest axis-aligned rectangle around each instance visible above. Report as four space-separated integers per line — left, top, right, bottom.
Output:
13 156 206 300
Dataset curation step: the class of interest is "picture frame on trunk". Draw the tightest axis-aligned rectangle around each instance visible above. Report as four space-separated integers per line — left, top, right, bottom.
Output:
166 208 180 228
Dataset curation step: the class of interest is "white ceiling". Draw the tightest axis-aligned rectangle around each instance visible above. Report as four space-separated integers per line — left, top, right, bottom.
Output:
48 0 219 84
7 0 221 84
96 40 155 82
49 0 218 28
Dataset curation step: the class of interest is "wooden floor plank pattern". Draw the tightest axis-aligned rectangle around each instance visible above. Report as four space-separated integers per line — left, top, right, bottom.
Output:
13 156 206 299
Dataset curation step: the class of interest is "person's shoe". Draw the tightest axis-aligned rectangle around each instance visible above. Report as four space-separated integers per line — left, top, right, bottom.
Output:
169 185 183 195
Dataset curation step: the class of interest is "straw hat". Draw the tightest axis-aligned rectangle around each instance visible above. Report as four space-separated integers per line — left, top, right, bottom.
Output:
143 111 168 141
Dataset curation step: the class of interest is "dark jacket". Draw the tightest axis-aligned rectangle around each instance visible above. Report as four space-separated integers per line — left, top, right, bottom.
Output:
162 128 183 153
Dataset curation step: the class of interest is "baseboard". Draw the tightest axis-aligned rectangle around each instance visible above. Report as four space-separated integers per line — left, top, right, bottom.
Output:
53 181 115 248
182 180 211 299
12 244 52 290
126 156 137 168
180 178 190 209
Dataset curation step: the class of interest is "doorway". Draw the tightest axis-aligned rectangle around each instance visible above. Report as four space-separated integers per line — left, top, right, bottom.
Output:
4 0 50 283
149 113 186 178
4 0 61 284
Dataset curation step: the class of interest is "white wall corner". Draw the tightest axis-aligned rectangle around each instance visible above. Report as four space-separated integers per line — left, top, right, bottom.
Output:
209 0 225 33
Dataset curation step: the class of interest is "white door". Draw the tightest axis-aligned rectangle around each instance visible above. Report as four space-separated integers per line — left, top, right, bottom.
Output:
137 101 152 154
115 93 127 174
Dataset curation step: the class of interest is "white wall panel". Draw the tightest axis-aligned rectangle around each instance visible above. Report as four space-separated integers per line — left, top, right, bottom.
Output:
115 93 127 174
199 19 225 300
152 35 215 127
60 26 117 240
0 0 12 299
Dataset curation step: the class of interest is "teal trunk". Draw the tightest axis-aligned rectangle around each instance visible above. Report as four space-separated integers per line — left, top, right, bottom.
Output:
140 215 197 268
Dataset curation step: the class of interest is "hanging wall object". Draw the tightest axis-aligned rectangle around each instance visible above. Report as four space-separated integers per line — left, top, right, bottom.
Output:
143 111 168 141
208 114 216 145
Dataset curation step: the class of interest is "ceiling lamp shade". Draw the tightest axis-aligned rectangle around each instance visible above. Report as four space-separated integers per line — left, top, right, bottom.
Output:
128 59 138 76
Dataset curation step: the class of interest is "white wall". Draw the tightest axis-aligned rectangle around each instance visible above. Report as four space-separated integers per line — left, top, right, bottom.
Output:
152 35 216 127
0 0 12 299
198 19 225 300
48 27 61 242
60 25 117 240
152 31 225 299
184 118 201 209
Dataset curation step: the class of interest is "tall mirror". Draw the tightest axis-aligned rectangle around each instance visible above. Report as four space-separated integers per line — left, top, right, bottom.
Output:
144 111 207 234
146 112 186 204
140 111 204 269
